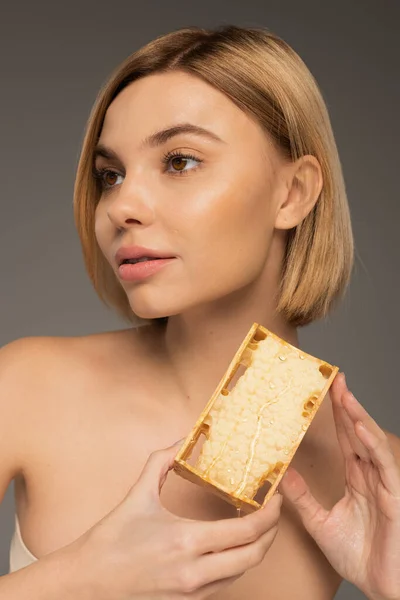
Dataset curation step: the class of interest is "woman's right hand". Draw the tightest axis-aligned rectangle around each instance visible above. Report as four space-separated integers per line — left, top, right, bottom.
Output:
73 440 283 600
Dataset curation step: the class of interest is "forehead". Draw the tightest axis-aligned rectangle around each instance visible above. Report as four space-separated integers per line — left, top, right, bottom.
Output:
99 71 268 151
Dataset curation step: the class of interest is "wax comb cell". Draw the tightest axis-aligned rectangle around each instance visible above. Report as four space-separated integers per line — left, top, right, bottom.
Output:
174 323 338 513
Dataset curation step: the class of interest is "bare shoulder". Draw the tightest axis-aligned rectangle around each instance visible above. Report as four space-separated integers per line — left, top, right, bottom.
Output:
0 328 143 471
0 336 82 490
0 328 141 432
0 331 125 382
0 335 87 422
0 335 69 405
2 327 141 369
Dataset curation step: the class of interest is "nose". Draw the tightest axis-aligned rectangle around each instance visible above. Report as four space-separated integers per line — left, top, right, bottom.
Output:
106 182 154 230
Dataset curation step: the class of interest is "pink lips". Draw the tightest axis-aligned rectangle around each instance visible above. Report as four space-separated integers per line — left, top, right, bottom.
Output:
118 257 176 281
115 244 175 267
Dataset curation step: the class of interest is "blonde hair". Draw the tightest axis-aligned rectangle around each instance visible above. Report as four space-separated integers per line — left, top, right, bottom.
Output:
73 24 354 328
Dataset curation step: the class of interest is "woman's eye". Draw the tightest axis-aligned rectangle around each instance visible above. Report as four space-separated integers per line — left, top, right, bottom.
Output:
92 168 124 191
163 151 202 176
92 151 202 191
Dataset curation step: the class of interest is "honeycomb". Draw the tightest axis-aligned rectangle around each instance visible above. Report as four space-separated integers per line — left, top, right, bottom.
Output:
194 335 328 499
173 323 338 511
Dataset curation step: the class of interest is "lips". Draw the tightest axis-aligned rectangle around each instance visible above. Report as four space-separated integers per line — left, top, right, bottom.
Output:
115 245 175 267
120 257 162 265
118 256 175 282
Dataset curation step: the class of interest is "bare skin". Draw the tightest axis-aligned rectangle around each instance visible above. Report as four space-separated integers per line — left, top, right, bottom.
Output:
6 70 400 598
13 328 345 600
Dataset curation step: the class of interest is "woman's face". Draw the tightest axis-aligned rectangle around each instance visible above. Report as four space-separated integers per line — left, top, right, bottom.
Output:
94 70 291 320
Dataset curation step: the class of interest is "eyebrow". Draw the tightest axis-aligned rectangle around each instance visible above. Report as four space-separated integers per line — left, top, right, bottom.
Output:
93 122 225 161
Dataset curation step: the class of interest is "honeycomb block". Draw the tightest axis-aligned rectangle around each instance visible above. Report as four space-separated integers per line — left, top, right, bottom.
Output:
173 323 339 513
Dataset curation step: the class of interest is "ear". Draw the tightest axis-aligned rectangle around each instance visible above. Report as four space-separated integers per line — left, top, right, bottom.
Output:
274 155 323 230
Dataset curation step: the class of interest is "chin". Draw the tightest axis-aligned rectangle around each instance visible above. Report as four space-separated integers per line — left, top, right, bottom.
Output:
127 303 172 321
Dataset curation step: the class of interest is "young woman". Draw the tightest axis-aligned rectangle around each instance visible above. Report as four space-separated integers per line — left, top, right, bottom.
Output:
1 24 399 600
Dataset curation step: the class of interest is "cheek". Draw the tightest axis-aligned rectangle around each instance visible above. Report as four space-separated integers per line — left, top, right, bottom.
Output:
177 175 273 284
94 206 112 261
170 180 273 300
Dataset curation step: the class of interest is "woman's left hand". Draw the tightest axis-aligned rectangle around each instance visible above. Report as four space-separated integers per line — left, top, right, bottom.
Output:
279 372 400 600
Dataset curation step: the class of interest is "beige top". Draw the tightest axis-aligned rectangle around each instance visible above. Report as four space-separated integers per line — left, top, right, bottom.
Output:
9 514 38 573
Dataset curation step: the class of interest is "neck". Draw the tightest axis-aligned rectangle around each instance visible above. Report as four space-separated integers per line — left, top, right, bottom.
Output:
147 286 299 416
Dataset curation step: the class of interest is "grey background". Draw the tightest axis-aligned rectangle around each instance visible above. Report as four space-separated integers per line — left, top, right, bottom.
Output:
0 1 399 597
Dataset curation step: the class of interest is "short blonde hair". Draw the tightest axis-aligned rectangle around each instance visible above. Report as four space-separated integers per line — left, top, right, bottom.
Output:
73 24 354 328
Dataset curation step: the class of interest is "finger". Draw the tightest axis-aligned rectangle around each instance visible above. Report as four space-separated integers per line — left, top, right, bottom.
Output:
354 418 400 497
341 385 387 440
331 372 355 459
194 524 279 588
278 466 328 541
331 373 369 460
133 438 186 506
192 493 283 554
335 380 400 496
